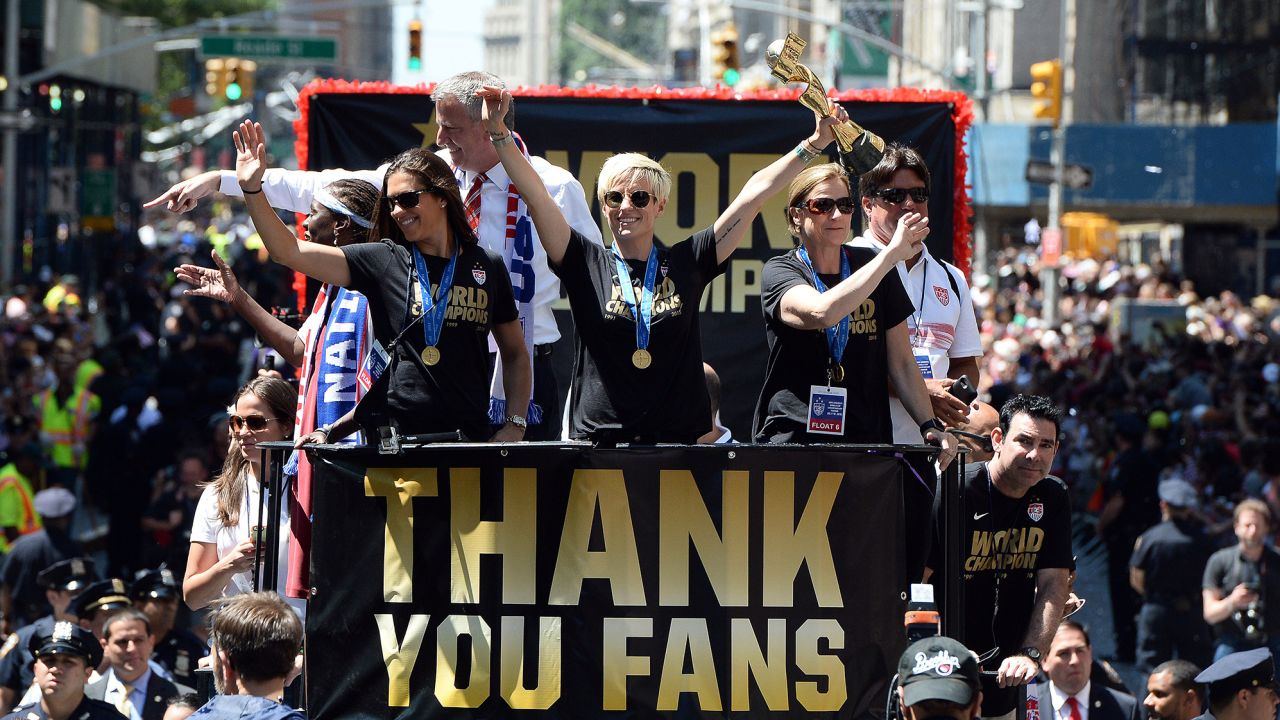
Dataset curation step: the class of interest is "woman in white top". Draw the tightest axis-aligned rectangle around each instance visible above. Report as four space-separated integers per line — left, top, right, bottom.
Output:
183 376 304 617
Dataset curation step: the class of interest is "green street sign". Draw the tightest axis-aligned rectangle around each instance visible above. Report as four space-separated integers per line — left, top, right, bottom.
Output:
200 35 339 62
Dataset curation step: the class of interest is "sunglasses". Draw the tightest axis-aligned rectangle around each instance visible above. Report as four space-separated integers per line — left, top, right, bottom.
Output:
383 188 433 211
798 197 857 215
948 429 994 453
229 415 283 432
874 187 929 204
603 190 653 209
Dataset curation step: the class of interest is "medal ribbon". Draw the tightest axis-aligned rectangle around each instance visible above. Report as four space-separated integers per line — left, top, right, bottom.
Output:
797 246 851 368
611 243 659 355
411 244 459 351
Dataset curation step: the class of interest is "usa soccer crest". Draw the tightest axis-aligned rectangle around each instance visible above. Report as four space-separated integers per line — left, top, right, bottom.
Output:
934 286 950 306
472 268 486 285
1027 502 1044 522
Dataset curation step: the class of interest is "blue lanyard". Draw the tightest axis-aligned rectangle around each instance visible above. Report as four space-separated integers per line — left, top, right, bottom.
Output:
411 243 459 348
797 246 851 367
611 243 659 352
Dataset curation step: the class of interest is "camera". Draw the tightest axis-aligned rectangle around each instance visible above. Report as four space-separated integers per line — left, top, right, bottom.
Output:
1236 584 1266 644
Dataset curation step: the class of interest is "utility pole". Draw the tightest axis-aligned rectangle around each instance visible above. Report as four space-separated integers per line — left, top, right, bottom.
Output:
1041 0 1071 327
2 0 19 289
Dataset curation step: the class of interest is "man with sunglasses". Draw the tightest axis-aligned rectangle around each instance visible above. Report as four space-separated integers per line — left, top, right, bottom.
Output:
145 72 602 441
850 144 983 585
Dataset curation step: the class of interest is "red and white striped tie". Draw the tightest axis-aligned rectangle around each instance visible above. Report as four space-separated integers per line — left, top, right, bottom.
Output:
464 175 485 231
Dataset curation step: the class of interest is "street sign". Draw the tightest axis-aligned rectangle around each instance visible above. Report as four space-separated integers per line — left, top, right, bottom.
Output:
81 169 116 231
200 35 339 62
47 168 75 214
0 109 36 132
1041 226 1062 266
1025 159 1094 190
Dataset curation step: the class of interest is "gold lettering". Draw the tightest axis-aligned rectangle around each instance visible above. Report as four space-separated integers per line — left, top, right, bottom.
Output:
795 619 847 711
658 470 749 607
375 613 430 708
500 616 561 709
729 153 793 250
602 617 652 710
730 260 763 313
970 530 992 557
762 471 843 607
701 274 726 313
548 469 646 606
654 153 719 243
366 468 438 602
450 468 537 604
1027 527 1044 552
435 615 492 708
730 618 789 711
657 619 722 711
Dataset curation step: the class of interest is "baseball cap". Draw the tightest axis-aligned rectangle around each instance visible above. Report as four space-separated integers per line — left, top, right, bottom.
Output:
898 636 982 707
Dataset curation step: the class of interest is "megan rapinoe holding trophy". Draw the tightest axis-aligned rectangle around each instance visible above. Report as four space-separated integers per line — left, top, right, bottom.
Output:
477 85 852 444
767 32 887 175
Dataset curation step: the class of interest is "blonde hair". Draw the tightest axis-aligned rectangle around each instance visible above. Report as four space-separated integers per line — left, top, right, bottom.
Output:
206 377 296 527
597 153 671 206
784 163 851 242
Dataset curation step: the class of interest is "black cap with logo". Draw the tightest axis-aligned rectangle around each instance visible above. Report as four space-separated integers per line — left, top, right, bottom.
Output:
36 557 96 593
28 620 103 668
68 578 132 618
898 636 982 707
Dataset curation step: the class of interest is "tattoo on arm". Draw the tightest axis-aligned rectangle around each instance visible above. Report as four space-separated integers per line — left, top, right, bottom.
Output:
717 218 742 243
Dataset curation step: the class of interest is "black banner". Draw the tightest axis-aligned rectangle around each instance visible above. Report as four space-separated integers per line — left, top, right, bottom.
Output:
302 88 963 435
304 444 906 718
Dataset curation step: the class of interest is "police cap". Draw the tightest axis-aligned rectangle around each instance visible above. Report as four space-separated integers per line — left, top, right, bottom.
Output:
28 620 103 668
1195 648 1278 701
36 557 96 593
68 578 132 619
131 568 179 601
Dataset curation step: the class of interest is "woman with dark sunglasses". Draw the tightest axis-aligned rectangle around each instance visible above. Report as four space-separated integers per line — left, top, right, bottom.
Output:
477 86 847 443
752 162 955 455
185 377 307 617
232 120 531 444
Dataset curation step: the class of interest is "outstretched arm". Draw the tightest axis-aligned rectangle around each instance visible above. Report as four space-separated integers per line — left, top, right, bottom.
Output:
145 167 383 214
233 120 352 288
477 87 573 266
175 250 305 366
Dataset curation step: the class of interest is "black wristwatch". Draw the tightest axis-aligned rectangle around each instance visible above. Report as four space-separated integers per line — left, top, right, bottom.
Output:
919 418 945 445
1018 646 1042 665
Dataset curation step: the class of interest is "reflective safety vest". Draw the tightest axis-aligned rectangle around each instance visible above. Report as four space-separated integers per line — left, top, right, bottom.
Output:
33 387 99 469
0 463 41 553
75 358 103 392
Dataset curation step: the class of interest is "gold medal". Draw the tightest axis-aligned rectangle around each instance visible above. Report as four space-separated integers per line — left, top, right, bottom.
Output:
632 349 652 369
830 363 845 383
421 346 441 366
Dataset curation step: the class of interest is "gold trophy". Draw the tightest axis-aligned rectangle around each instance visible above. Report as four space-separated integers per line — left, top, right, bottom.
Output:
766 32 886 175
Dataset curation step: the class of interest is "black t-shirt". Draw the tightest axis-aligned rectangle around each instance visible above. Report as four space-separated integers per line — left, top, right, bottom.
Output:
1130 518 1210 603
1105 447 1161 537
753 245 913 444
1202 544 1280 645
552 227 726 443
929 462 1073 716
343 240 518 440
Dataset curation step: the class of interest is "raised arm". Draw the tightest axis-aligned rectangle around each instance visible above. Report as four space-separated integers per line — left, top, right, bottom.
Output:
712 102 848 265
234 120 352 288
145 167 383 215
477 87 572 265
175 250 304 366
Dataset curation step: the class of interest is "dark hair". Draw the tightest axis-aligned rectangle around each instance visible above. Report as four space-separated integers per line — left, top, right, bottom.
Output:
857 143 932 203
324 178 379 243
1153 659 1204 698
210 592 302 683
166 693 201 711
103 608 152 640
999 394 1063 436
1058 618 1090 646
369 149 476 249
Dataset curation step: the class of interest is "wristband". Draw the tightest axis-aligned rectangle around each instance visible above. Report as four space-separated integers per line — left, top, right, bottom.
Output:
316 424 332 439
491 134 514 148
794 143 818 162
802 139 823 155
919 418 945 438
240 185 263 194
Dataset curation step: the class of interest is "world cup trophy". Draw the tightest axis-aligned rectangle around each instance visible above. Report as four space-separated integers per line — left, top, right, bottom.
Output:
766 32 885 175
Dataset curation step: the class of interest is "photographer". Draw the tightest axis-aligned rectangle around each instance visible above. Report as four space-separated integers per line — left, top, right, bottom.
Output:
1202 500 1280 661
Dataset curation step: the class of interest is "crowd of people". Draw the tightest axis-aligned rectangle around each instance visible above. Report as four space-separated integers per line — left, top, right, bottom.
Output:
0 66 1277 717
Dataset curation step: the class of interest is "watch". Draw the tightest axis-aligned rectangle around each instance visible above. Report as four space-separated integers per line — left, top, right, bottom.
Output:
1019 646 1042 664
919 418 945 435
506 415 528 429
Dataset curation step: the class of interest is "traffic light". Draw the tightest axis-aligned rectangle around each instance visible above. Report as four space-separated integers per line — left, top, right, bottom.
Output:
204 59 227 98
408 19 423 71
1030 59 1062 126
710 22 741 86
226 59 256 101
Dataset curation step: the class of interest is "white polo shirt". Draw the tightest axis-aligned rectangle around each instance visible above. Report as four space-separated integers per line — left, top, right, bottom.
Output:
848 233 982 443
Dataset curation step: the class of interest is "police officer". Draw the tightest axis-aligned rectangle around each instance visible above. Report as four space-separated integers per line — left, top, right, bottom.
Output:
0 559 95 715
1130 478 1213 671
0 620 120 719
67 580 131 645
1190 648 1279 720
131 570 206 687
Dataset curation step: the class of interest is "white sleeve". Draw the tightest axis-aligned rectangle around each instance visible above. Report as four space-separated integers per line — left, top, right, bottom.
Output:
947 263 983 359
218 167 387 213
531 157 602 245
189 487 221 544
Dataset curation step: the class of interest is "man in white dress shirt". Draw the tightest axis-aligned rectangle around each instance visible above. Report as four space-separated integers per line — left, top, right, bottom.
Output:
1043 621 1139 720
85 609 189 720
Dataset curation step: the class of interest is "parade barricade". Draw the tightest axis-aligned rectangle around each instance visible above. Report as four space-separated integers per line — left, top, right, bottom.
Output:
252 441 966 719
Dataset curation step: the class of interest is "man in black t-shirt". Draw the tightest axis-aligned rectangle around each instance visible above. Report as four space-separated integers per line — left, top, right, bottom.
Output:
1202 499 1280 661
926 394 1073 719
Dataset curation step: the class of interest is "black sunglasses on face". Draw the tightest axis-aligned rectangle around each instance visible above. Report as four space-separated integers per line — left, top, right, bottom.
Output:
799 197 857 215
384 188 433 211
603 190 653 209
229 414 282 432
875 187 929 204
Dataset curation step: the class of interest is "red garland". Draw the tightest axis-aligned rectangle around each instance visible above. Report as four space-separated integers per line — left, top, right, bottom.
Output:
293 80 975 277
